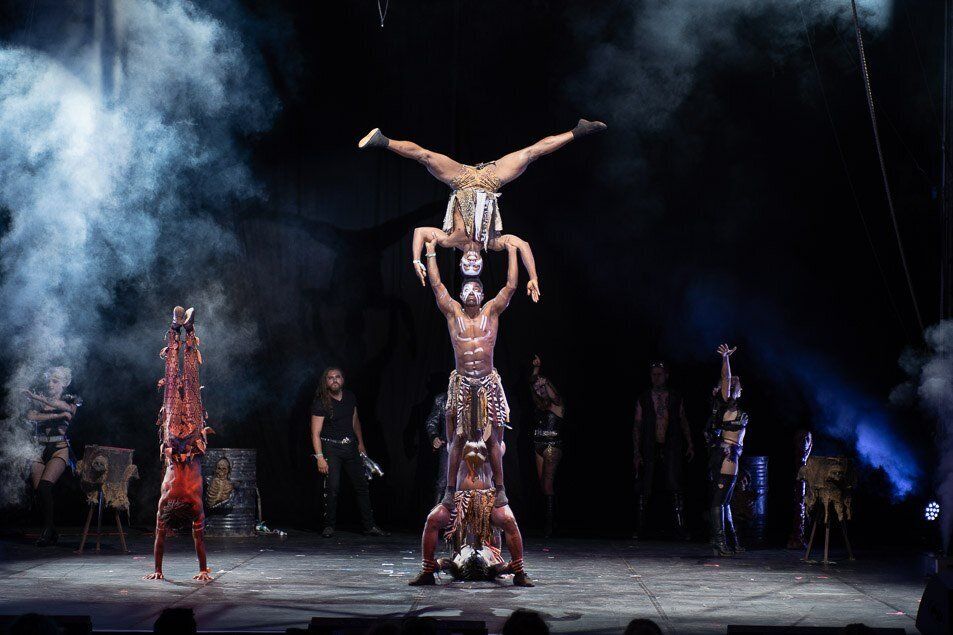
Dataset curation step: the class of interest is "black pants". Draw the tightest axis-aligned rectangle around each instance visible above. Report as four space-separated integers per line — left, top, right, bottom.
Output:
635 443 683 495
323 442 375 531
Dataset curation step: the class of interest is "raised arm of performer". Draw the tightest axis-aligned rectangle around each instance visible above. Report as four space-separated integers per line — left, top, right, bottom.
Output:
718 343 737 402
530 356 561 405
485 241 519 316
425 240 460 317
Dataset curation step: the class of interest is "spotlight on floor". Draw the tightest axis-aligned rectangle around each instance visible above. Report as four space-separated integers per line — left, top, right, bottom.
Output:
925 500 941 522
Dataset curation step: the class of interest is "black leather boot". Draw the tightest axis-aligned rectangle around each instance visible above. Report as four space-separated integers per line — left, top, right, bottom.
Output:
709 505 732 557
724 504 744 553
633 495 648 539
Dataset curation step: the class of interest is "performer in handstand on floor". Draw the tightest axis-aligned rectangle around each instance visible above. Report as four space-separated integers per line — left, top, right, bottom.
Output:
357 119 606 302
144 306 214 582
408 238 532 587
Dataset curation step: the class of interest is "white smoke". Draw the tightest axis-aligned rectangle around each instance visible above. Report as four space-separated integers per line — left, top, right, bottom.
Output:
894 321 953 551
0 0 277 504
568 0 890 180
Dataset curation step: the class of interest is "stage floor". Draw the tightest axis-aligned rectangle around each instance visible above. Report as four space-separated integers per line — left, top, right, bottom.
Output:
0 530 925 633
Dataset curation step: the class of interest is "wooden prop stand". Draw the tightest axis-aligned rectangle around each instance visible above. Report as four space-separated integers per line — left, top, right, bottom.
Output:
802 501 854 565
77 487 128 554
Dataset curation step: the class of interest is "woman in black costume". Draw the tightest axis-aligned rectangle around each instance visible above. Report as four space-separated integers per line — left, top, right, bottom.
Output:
705 345 748 556
23 366 81 546
530 355 565 538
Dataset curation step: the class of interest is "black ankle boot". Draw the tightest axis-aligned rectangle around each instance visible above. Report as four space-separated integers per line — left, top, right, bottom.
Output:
544 495 555 538
358 128 390 149
673 493 690 541
724 505 744 553
633 495 648 539
35 527 58 547
570 118 607 139
36 481 56 547
709 506 732 557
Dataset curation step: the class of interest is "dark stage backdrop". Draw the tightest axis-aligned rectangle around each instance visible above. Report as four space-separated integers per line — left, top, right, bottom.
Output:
1 0 944 544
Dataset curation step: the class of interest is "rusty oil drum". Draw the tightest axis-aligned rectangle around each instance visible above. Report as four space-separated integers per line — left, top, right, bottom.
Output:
201 448 257 537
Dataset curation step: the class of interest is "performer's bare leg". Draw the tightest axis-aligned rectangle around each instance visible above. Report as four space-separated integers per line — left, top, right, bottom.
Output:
439 433 465 507
408 504 451 586
410 226 473 285
486 428 507 507
494 119 606 185
491 505 534 586
358 129 462 185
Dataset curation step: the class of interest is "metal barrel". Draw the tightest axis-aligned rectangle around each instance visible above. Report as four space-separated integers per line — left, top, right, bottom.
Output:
201 448 257 537
732 455 769 547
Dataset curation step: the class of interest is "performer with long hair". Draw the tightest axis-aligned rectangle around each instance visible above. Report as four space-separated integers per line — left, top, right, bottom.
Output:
22 366 81 546
705 344 748 557
310 367 387 538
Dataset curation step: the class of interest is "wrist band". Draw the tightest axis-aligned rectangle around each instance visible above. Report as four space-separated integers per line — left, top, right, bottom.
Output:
412 259 422 265
314 453 324 459
425 252 437 258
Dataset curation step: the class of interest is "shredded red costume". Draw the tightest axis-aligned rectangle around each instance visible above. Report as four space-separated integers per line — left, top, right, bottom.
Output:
144 307 213 582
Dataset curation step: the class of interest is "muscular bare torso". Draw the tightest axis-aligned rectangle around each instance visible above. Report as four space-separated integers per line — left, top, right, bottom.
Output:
447 307 500 378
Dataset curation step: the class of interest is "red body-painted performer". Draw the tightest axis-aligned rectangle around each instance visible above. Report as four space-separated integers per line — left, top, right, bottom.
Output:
144 306 213 582
408 239 533 587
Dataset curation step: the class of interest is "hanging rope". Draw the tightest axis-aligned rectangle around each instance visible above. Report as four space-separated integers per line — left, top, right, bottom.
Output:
795 2 909 339
848 0 925 332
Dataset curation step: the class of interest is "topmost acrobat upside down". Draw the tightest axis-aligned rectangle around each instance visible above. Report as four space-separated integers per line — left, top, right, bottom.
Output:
357 119 606 303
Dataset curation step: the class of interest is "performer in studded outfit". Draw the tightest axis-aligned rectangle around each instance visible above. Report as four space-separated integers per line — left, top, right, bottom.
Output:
705 344 748 556
22 366 81 546
530 355 565 538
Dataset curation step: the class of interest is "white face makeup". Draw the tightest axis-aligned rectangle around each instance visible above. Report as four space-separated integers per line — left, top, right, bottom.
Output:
460 281 484 306
460 251 483 276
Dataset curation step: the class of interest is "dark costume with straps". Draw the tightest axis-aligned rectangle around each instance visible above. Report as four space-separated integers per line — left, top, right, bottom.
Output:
425 393 449 505
31 393 81 473
706 394 749 555
533 409 565 455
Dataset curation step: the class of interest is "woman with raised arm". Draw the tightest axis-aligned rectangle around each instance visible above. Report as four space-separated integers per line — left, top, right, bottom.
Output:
530 355 566 538
358 119 607 302
705 344 748 556
22 366 81 546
